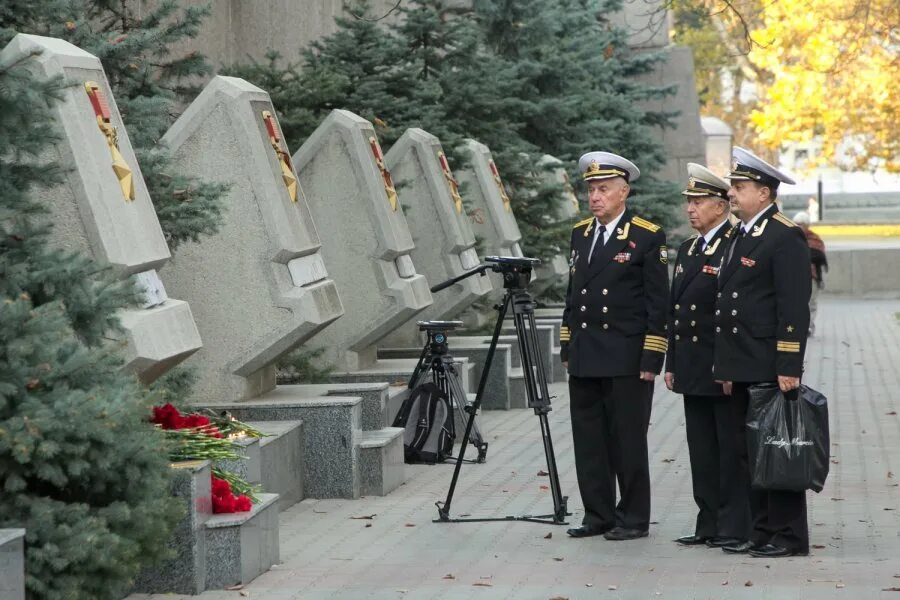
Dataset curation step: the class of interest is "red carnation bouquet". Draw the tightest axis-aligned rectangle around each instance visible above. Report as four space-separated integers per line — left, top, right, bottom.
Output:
152 403 265 513
211 475 253 514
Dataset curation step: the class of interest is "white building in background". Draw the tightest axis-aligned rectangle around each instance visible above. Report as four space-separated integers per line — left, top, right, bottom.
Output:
777 139 900 223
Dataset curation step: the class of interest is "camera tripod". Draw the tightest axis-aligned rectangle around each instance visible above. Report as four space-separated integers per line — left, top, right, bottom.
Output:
430 256 569 525
408 320 488 463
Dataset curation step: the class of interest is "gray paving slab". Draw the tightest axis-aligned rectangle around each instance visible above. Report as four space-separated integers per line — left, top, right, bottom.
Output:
130 297 900 599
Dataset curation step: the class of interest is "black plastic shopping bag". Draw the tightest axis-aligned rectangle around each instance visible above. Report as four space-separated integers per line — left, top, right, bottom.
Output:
746 383 830 492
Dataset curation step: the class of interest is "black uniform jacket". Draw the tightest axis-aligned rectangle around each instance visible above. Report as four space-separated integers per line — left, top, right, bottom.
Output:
665 221 733 396
560 209 669 378
713 204 811 382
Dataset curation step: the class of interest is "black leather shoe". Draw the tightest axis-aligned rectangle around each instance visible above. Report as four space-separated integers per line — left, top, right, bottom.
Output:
603 527 649 541
675 535 710 546
749 543 809 558
706 536 745 548
566 524 611 538
722 541 762 554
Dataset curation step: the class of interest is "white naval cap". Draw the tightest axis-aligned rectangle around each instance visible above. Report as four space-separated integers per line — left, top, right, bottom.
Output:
578 151 640 183
682 163 729 199
726 147 796 188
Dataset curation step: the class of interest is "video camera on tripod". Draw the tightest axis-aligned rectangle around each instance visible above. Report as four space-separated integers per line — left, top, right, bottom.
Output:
428 255 569 525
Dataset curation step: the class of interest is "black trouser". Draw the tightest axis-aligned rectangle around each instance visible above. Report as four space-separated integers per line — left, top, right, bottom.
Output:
732 382 809 552
569 375 653 531
683 394 750 539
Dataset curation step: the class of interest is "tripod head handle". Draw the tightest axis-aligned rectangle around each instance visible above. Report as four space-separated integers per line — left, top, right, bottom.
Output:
430 256 541 294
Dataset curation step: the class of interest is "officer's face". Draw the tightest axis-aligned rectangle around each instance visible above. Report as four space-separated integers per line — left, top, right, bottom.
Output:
728 181 770 222
685 196 727 234
587 177 629 223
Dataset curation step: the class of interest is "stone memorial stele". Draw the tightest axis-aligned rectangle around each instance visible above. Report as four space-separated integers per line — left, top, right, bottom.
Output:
292 109 432 373
1 33 202 383
160 75 344 403
382 128 493 347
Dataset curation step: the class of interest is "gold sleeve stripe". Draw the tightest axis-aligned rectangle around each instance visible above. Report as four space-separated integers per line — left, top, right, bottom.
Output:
644 340 668 350
631 216 661 232
645 335 668 344
574 217 593 229
777 340 801 347
643 344 667 353
560 326 570 333
772 213 797 227
777 343 801 353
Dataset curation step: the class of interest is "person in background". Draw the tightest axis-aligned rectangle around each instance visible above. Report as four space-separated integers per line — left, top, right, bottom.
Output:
793 211 827 336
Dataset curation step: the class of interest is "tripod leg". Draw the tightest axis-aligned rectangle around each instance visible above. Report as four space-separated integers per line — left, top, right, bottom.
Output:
408 342 431 390
512 295 568 523
445 359 487 462
436 292 511 521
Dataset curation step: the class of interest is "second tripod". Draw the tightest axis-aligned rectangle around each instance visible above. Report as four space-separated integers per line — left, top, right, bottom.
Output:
408 320 488 463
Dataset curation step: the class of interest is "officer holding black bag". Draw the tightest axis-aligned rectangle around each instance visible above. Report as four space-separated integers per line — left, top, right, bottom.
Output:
713 147 812 558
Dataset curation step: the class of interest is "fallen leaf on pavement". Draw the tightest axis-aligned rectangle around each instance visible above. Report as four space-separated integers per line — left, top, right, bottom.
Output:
889 471 895 478
553 557 564 562
540 485 550 490
661 458 675 463
550 596 569 600
365 523 372 528
472 582 493 587
831 460 840 464
882 587 900 592
887 411 897 415
443 574 455 580
745 581 753 587
608 585 617 590
351 514 376 520
831 497 845 501
538 470 549 476
885 508 896 511
837 584 845 589
812 544 825 549
405 523 416 527
544 532 552 539
585 583 593 587
225 584 244 590
240 592 250 598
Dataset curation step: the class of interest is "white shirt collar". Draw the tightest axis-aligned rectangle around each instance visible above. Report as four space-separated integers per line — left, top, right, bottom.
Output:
742 204 773 233
701 218 729 246
595 209 626 239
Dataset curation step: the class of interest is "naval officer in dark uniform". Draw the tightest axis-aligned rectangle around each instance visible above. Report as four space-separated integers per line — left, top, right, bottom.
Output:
665 163 750 548
561 151 669 541
714 147 812 558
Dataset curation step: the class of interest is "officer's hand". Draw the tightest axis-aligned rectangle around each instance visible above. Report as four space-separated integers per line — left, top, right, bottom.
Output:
562 361 568 370
778 375 800 392
664 372 674 391
717 380 732 395
639 371 655 381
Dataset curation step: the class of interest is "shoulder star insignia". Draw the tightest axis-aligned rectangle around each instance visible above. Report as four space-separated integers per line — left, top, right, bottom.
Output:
786 326 794 332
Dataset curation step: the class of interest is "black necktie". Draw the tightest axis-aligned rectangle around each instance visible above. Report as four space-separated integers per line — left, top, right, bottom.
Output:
697 237 707 254
589 224 606 263
726 228 746 266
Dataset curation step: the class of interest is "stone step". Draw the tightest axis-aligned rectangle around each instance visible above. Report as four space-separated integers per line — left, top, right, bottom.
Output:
133 460 214 594
274 381 393 432
0 529 25 600
329 357 475 393
358 427 406 496
199 388 364 499
499 323 556 382
204 493 280 590
246 421 304 510
379 343 512 411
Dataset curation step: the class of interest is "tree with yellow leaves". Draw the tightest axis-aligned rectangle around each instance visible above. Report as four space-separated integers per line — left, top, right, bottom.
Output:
748 0 899 172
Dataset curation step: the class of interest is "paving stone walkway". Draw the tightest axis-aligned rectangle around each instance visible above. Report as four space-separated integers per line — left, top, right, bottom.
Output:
133 296 900 600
